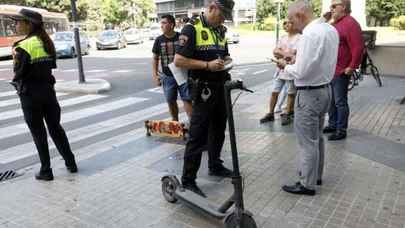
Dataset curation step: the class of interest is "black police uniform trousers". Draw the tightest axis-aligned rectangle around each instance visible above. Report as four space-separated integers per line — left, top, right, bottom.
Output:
19 84 75 172
182 81 227 184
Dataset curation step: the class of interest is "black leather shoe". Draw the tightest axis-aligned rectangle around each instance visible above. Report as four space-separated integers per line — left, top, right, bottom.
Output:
182 183 207 198
328 130 346 141
323 126 336 133
66 164 78 173
260 113 274 124
282 182 315 196
35 170 54 181
209 166 233 178
317 179 322 186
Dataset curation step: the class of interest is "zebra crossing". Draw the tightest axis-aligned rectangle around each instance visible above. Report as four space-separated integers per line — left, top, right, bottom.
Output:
0 88 177 170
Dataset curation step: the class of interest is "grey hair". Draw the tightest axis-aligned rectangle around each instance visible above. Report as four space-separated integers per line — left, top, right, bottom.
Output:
341 0 352 14
288 0 313 16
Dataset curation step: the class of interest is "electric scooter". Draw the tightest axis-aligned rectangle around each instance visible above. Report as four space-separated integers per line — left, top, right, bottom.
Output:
161 79 257 228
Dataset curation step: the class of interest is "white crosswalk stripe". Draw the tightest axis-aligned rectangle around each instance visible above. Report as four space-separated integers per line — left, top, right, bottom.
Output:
0 102 171 163
0 91 17 98
0 94 105 121
0 92 68 108
0 96 147 139
0 89 181 167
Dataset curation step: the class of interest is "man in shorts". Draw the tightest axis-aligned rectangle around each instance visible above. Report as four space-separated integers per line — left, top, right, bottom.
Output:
152 15 192 121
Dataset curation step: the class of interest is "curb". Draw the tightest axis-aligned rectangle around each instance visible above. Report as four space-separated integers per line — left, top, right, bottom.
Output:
54 78 111 94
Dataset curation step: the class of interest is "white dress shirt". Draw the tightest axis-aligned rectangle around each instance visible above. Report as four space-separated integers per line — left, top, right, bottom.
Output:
284 19 339 87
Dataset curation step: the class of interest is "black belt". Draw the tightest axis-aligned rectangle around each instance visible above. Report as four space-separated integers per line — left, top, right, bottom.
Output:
296 84 329 91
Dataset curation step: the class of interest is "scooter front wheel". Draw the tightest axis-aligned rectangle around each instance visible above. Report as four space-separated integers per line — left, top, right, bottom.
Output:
224 211 257 228
161 176 179 203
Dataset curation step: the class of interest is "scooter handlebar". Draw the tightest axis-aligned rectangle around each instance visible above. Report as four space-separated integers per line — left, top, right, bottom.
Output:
225 79 254 93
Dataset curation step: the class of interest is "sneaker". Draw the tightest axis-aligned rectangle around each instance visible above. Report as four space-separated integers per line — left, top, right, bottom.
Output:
35 169 54 181
182 182 207 198
209 166 233 178
323 126 336 134
281 113 293 126
260 113 274 124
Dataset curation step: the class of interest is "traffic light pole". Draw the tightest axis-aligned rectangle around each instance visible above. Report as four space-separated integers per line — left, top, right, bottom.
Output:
70 0 86 83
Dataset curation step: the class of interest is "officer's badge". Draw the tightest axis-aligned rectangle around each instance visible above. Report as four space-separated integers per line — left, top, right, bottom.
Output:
179 35 189 46
201 31 209 40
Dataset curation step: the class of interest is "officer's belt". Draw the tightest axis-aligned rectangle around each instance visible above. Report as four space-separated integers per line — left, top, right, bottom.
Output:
188 77 227 86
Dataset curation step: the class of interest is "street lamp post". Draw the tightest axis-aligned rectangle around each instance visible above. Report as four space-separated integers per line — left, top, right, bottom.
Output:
70 0 86 83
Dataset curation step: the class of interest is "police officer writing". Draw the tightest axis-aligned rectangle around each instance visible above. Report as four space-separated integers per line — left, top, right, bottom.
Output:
174 0 235 197
10 9 77 181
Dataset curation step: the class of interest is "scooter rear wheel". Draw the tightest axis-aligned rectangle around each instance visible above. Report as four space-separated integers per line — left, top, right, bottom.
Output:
224 212 257 228
161 176 178 203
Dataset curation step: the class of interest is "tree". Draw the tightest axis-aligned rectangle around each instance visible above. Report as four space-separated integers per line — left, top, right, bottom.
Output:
256 0 322 23
25 0 88 21
366 0 400 26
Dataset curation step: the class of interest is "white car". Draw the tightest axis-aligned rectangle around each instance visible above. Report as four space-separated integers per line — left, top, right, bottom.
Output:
226 28 240 44
149 25 161 40
124 28 144 44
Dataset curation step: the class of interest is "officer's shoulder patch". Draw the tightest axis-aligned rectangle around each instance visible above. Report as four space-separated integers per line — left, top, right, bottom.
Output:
179 35 189 46
201 30 209 40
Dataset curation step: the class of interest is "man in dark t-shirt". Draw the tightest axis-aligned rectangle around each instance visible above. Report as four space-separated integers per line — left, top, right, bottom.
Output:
152 15 192 121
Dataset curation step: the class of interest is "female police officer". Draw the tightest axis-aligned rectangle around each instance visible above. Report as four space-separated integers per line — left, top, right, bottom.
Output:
10 8 77 181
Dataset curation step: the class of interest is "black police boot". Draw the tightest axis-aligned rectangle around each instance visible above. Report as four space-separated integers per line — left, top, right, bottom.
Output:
209 166 233 178
35 169 54 181
66 161 78 173
282 182 315 196
182 182 207 198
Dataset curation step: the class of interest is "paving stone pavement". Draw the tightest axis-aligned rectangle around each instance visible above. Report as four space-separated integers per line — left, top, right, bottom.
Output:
0 76 404 228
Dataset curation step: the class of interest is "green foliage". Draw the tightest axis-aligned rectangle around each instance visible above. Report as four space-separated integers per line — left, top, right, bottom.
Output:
2 0 155 30
258 16 277 31
366 0 404 26
390 16 405 30
256 0 322 23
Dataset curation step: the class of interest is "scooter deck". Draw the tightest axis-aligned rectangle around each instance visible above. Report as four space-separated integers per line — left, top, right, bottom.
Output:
145 120 187 139
175 189 228 219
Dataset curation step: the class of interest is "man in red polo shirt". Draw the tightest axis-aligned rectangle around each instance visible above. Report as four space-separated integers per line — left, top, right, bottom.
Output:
323 0 364 140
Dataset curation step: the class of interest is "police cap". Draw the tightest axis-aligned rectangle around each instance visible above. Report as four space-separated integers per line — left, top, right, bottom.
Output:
9 8 43 26
214 0 235 20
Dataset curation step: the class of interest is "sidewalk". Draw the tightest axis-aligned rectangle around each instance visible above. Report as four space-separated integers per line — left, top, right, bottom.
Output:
1 76 405 228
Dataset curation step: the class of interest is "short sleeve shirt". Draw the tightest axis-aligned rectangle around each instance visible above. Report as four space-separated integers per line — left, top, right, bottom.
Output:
175 17 230 79
277 34 301 80
152 32 179 77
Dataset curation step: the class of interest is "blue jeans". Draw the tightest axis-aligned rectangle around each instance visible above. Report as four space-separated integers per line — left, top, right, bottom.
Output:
328 74 350 131
161 74 191 102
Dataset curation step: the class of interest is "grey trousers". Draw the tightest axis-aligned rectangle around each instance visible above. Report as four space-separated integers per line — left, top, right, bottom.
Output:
294 87 331 190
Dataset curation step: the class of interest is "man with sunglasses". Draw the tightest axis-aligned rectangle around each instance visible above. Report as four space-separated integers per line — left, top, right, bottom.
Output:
323 0 364 141
174 0 234 197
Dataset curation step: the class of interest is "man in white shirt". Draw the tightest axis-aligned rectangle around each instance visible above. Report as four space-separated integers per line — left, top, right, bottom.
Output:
276 0 339 195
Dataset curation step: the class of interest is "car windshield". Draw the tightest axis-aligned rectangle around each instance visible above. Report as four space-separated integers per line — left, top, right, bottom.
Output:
54 33 73 41
100 31 118 39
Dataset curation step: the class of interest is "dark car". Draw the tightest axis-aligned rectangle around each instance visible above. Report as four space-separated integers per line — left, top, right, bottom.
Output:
96 30 127 50
52 31 90 58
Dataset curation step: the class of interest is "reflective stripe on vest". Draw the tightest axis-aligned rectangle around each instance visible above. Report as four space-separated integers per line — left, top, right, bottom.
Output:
16 36 51 64
193 19 227 51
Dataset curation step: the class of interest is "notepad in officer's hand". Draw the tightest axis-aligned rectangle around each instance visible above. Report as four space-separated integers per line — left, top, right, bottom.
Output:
168 62 188 86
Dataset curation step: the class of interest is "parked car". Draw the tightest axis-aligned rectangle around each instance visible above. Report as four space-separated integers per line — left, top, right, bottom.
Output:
96 30 127 50
149 24 161 40
225 27 240 44
52 31 90 58
124 28 143 44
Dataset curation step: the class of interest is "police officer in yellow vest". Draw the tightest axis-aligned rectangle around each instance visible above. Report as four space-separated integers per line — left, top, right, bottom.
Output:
174 0 234 197
10 9 77 181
